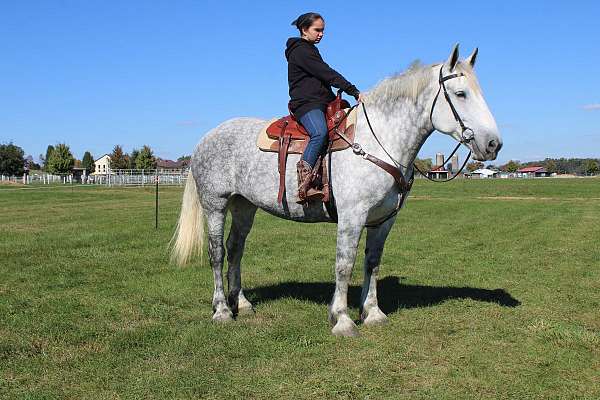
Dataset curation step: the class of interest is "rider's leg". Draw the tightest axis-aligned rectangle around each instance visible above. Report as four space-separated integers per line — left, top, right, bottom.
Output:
299 108 328 168
296 109 328 203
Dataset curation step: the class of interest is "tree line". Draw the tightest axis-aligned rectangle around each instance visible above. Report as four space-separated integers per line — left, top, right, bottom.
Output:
496 158 599 175
413 156 599 175
0 142 160 176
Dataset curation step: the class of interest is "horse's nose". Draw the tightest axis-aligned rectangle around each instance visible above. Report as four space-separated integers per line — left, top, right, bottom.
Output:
487 139 502 154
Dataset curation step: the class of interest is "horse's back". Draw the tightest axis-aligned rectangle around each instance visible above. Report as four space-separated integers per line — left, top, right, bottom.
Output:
191 117 271 197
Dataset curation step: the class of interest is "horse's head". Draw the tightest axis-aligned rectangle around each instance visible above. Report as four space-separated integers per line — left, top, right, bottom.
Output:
430 44 502 161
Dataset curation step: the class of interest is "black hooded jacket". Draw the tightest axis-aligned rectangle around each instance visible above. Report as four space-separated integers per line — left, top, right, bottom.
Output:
285 37 359 119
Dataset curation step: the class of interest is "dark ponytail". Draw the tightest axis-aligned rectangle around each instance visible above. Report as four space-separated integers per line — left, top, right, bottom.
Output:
291 12 323 35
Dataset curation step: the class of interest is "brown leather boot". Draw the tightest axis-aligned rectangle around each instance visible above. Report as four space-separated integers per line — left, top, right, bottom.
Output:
296 160 324 204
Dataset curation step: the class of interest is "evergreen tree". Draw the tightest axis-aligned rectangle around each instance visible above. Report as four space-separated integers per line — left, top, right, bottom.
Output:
0 143 25 175
81 151 94 174
129 148 140 169
136 145 156 170
47 143 75 174
44 145 55 171
110 145 129 170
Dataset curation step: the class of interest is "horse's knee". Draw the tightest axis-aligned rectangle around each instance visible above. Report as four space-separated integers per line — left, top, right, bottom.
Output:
364 246 384 268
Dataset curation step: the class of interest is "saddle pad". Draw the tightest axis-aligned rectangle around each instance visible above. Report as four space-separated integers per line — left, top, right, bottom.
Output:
257 107 357 155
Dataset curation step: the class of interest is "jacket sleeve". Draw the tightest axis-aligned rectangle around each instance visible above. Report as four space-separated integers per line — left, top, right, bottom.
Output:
291 46 360 98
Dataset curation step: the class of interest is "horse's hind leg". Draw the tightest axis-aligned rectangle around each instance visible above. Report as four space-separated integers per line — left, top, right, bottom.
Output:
226 195 257 315
360 217 396 326
206 202 233 322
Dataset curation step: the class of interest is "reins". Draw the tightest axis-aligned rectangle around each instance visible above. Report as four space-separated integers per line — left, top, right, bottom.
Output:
326 65 479 226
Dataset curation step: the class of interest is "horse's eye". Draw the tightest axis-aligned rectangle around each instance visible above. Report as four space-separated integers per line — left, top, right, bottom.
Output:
455 91 466 98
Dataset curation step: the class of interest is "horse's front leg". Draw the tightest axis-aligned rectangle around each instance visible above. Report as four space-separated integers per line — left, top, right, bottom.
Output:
360 216 396 325
329 218 364 337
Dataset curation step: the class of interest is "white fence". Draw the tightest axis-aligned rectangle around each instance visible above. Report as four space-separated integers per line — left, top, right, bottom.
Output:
88 169 187 186
1 174 70 184
1 169 188 187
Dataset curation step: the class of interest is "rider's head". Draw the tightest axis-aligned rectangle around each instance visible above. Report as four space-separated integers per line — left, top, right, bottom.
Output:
291 12 325 44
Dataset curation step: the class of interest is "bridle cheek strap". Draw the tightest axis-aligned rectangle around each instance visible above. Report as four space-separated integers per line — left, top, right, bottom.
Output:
429 66 474 145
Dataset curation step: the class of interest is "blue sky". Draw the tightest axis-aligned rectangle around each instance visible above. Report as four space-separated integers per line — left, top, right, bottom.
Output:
1 1 599 165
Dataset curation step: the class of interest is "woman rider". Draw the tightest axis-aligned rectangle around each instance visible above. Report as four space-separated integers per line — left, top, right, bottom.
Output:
286 12 364 203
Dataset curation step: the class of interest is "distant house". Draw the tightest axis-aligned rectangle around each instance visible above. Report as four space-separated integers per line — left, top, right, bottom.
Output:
427 166 449 180
468 168 498 179
517 166 548 177
93 154 111 175
156 159 184 172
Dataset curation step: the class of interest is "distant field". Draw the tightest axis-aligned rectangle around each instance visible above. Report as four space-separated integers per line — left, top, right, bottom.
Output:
1 179 599 399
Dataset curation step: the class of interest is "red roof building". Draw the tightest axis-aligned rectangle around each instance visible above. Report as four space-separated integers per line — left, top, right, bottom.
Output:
156 159 184 170
427 166 450 180
517 166 549 177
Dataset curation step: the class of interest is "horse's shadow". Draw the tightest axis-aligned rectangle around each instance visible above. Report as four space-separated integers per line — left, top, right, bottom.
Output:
245 276 520 313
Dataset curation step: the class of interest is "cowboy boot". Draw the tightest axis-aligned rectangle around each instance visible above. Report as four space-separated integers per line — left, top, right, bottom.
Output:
296 160 324 204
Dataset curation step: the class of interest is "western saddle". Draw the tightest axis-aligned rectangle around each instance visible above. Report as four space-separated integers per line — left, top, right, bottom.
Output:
259 91 357 204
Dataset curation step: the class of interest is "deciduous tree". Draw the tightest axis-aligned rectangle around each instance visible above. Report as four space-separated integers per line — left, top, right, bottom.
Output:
136 145 156 170
47 143 75 174
0 143 25 175
466 161 484 172
584 159 599 175
504 160 520 173
414 157 432 172
545 159 557 174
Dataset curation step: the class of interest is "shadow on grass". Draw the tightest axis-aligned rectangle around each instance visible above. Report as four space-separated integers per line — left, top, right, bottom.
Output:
245 276 520 313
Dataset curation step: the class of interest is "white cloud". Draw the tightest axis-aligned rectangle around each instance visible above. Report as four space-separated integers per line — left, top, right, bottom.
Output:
582 104 600 111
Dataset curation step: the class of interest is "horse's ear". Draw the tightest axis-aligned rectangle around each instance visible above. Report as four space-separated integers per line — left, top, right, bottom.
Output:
446 43 460 71
465 47 478 68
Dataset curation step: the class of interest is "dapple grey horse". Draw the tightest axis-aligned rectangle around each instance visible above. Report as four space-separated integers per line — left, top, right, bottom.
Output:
171 45 502 337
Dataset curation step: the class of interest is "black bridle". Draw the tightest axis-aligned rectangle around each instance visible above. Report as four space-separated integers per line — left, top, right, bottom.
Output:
327 66 479 226
430 66 475 146
414 65 475 182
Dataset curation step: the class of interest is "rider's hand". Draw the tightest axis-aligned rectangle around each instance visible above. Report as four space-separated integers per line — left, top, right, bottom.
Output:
357 93 365 103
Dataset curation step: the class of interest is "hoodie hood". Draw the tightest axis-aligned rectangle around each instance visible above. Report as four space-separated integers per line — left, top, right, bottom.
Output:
285 37 309 60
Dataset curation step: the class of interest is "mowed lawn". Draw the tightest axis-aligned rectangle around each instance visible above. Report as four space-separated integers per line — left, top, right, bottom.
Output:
1 179 599 399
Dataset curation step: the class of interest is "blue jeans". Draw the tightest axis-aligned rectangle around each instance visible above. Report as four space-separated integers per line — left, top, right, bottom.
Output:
299 108 328 168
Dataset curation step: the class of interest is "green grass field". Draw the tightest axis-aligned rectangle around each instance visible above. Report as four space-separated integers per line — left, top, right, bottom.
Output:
1 179 599 399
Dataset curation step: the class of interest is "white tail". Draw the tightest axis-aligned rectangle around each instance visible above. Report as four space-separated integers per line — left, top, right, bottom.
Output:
170 170 204 266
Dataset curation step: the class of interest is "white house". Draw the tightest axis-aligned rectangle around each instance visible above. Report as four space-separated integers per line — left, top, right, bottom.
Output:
470 168 498 179
93 154 111 175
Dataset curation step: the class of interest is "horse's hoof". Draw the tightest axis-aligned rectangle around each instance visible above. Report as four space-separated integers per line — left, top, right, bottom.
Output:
331 317 360 337
363 310 388 326
212 310 234 322
237 297 254 316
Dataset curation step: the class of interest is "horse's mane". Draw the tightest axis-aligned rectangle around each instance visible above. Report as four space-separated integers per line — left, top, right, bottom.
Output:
366 61 479 104
366 61 435 104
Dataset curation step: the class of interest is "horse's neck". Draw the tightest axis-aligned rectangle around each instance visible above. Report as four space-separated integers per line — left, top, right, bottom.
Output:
356 85 436 168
